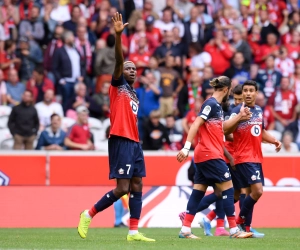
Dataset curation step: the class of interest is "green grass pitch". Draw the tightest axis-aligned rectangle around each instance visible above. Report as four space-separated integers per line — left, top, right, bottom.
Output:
0 228 299 250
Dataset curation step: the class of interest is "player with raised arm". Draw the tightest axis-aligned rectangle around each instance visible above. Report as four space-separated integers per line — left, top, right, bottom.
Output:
177 76 253 239
77 12 155 242
223 80 282 236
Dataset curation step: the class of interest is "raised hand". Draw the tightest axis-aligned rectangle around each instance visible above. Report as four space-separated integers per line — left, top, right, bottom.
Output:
111 12 128 34
239 102 252 122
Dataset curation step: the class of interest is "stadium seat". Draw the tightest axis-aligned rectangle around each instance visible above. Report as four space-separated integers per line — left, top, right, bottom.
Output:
1 138 14 150
169 134 183 143
61 117 76 132
0 128 13 149
102 118 111 132
175 119 183 133
0 106 12 129
267 130 282 141
88 117 102 130
94 140 108 151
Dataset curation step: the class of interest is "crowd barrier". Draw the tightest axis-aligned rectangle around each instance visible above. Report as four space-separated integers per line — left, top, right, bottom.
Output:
0 151 300 186
0 186 299 228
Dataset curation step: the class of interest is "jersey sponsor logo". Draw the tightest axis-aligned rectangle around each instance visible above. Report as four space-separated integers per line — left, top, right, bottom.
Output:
248 121 262 125
251 175 257 181
202 105 211 116
251 124 261 136
118 168 124 175
130 100 138 115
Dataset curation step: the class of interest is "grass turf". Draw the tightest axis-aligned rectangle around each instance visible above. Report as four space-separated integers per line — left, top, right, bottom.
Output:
0 228 299 250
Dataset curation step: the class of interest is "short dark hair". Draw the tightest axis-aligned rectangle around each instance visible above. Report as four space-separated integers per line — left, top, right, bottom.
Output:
50 113 60 120
209 76 231 89
162 6 173 13
106 34 115 48
71 5 80 15
189 42 203 54
34 64 44 75
24 89 33 96
4 40 15 51
242 80 258 91
233 84 243 95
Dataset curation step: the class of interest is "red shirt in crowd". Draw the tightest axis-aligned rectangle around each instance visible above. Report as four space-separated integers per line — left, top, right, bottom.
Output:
67 123 91 150
26 77 55 102
254 44 279 67
146 27 162 44
263 105 275 130
204 42 233 75
129 52 151 77
0 51 18 81
284 43 300 61
268 90 298 120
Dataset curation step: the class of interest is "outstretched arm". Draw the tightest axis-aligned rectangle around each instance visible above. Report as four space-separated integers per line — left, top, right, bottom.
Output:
112 12 128 79
262 129 282 152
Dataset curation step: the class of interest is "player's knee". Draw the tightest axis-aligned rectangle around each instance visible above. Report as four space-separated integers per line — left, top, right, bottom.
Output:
214 190 222 199
115 185 130 197
252 188 263 200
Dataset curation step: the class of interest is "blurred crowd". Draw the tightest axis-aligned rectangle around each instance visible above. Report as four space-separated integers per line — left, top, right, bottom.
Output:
0 0 299 153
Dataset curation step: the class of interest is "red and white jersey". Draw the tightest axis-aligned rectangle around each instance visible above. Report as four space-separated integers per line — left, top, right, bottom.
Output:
194 97 225 163
109 74 139 142
230 104 264 164
275 57 295 77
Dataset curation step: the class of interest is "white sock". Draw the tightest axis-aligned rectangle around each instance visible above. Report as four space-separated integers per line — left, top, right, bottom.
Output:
204 217 211 223
128 230 138 235
85 210 92 219
181 226 191 233
230 227 239 235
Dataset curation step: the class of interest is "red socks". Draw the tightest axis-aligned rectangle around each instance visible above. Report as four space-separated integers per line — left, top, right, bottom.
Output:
236 216 245 225
88 206 98 218
206 210 216 221
245 226 250 232
227 216 237 228
183 214 195 227
129 218 139 230
216 218 224 228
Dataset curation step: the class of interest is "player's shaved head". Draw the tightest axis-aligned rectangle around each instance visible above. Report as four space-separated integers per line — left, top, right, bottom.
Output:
124 61 136 69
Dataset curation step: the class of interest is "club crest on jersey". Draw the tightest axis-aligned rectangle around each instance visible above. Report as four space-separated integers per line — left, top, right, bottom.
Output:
224 172 230 178
202 105 211 116
130 100 138 115
118 168 124 175
251 175 257 181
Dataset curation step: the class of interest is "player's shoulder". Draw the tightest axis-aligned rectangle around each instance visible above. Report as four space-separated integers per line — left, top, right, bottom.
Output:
254 105 262 112
230 103 242 114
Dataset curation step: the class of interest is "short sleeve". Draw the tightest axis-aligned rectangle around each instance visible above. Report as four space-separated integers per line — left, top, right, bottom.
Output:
111 74 126 87
198 100 216 121
229 106 241 120
67 126 75 141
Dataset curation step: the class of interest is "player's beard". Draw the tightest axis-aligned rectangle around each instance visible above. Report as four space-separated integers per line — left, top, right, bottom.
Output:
222 90 230 103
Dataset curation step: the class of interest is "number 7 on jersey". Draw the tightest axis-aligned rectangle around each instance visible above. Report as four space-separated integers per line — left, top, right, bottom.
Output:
126 164 131 175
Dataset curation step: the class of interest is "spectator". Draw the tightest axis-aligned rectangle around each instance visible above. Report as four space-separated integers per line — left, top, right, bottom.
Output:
275 46 295 77
201 66 214 100
35 89 64 130
182 97 202 149
165 114 182 150
0 69 7 105
145 15 162 44
153 30 182 67
188 42 211 74
255 33 279 66
63 5 81 35
65 82 102 119
52 30 84 108
48 0 71 23
43 25 64 83
154 7 176 33
284 30 300 60
195 2 213 28
178 70 202 117
94 35 115 91
183 6 212 47
247 24 261 56
258 8 279 45
158 55 184 117
256 55 282 98
129 36 151 77
230 26 252 70
0 0 19 41
223 52 250 84
0 40 21 81
18 0 34 21
128 0 159 31
142 110 171 150
8 90 39 150
279 130 299 153
18 5 45 45
64 105 94 150
175 0 194 20
256 91 275 130
36 114 66 150
285 108 300 149
26 65 55 103
92 81 110 120
75 25 92 80
16 36 43 82
239 2 254 32
90 6 110 39
143 56 161 85
291 63 300 103
136 71 162 140
268 77 298 132
6 69 25 107
204 29 233 76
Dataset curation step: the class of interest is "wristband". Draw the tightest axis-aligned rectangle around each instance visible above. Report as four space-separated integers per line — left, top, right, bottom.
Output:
184 141 191 150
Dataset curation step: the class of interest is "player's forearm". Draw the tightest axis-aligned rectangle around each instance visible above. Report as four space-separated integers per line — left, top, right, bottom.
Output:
223 147 233 161
225 134 233 142
223 113 243 135
113 33 124 79
262 129 277 144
